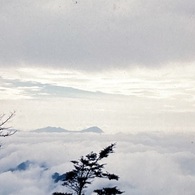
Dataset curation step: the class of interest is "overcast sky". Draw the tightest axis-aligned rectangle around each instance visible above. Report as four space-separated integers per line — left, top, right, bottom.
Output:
0 0 195 133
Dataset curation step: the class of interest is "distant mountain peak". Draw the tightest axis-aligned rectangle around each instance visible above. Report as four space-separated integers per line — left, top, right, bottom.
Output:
81 126 104 133
33 126 69 133
32 126 104 134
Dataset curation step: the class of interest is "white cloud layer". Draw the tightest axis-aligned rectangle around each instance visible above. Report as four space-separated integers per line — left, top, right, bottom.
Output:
1 63 195 98
0 0 195 70
1 131 195 195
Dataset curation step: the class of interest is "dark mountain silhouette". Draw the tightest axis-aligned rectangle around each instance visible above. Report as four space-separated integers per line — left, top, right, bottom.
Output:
32 126 103 133
33 126 69 133
81 126 103 133
9 160 48 172
52 172 66 183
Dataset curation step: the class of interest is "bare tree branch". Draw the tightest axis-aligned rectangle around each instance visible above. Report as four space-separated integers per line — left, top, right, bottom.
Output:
0 111 16 137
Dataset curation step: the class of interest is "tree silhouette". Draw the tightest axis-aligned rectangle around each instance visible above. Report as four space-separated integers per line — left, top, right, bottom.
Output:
53 143 123 195
0 111 16 137
94 186 123 195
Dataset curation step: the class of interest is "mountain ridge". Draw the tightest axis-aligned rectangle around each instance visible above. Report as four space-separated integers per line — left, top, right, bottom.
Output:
32 126 103 134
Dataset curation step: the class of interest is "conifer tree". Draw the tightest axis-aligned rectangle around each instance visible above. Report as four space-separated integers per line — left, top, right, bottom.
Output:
53 143 123 195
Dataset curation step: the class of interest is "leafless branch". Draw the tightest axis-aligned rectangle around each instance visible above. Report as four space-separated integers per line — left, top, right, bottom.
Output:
0 129 17 137
0 111 16 137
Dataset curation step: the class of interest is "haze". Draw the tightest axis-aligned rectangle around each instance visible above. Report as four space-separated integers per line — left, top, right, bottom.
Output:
1 0 195 133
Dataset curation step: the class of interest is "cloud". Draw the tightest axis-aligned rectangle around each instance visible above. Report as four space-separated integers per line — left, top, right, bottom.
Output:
1 131 195 194
0 0 194 71
2 63 195 99
1 64 195 133
0 72 112 101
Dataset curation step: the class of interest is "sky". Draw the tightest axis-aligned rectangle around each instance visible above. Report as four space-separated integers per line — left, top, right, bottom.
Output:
0 0 195 133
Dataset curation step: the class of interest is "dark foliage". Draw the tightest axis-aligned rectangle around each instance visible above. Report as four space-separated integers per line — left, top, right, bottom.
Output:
94 186 124 195
53 143 123 195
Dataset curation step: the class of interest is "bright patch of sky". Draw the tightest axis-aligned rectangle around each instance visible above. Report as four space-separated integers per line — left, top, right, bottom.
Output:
1 63 195 99
1 64 195 133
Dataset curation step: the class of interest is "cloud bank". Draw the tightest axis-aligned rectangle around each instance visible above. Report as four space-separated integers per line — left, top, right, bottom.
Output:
1 131 195 194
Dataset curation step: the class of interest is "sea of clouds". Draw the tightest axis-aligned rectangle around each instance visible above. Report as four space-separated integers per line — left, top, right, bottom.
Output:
1 131 195 195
